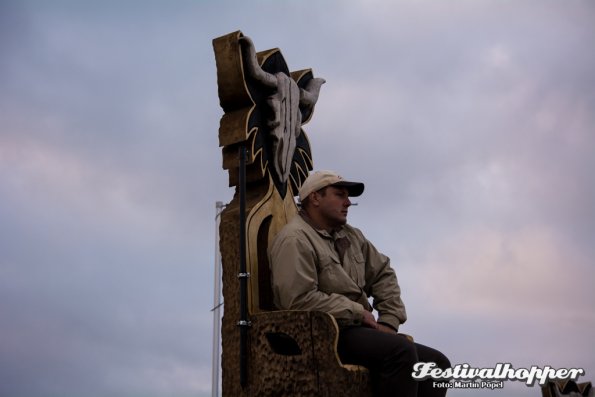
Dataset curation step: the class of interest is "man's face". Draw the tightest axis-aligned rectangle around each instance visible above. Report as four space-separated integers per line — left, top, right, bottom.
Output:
314 186 352 229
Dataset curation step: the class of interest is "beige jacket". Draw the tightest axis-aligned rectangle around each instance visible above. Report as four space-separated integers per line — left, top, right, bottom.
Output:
268 212 407 330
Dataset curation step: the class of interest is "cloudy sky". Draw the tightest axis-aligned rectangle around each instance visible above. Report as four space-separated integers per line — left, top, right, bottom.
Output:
1 1 594 396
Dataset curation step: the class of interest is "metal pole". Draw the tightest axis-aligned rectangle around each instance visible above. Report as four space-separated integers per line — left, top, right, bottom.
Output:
211 201 224 397
238 145 250 388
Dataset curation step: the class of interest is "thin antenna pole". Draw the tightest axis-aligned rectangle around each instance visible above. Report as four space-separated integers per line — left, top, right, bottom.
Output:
211 201 224 397
238 145 250 388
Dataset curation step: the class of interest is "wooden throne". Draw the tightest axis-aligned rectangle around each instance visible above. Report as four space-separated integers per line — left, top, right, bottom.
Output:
213 31 372 396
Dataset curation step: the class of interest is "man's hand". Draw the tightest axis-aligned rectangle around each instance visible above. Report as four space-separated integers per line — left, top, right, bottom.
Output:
362 311 398 334
361 310 379 329
376 323 398 335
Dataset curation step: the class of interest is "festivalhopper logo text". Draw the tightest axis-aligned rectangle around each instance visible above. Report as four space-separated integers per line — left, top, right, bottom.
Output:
412 362 585 388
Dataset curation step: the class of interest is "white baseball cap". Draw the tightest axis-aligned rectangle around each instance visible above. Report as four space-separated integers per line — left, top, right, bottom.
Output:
298 170 365 202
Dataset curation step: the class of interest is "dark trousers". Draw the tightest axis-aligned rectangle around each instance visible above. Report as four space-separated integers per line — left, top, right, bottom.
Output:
338 326 451 397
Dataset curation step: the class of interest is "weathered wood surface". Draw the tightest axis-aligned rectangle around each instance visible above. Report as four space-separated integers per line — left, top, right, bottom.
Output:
311 311 372 396
249 311 318 396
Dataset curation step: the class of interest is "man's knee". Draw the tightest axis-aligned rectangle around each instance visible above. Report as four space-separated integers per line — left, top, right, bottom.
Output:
424 348 450 370
387 337 419 366
434 351 451 370
414 343 451 370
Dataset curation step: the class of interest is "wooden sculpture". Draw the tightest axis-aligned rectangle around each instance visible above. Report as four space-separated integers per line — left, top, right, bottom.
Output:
213 31 372 396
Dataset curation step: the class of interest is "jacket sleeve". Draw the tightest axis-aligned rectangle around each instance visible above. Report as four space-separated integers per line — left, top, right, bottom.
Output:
360 233 407 330
269 233 365 326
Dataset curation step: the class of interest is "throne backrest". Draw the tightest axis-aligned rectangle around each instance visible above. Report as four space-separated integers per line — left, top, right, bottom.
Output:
245 182 298 313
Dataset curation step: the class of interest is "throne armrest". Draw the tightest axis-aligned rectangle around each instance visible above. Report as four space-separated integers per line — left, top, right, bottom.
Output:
249 310 371 396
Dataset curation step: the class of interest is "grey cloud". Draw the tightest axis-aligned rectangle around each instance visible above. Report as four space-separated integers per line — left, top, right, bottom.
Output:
1 1 593 396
